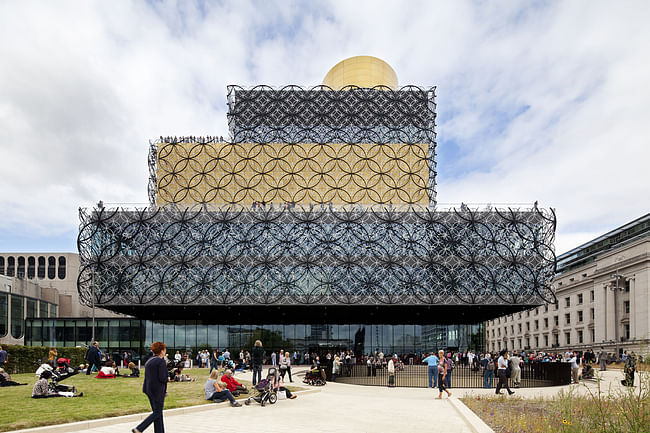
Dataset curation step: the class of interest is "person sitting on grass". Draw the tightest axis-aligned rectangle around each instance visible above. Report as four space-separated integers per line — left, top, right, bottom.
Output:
220 369 248 396
32 370 83 398
204 370 241 407
0 368 27 387
120 362 140 378
127 362 140 377
172 364 196 382
271 368 297 400
96 360 117 378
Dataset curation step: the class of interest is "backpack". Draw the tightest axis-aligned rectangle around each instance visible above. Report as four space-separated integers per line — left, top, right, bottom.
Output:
487 359 495 371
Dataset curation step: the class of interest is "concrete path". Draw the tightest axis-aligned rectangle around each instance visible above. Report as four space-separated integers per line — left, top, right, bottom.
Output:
13 367 491 433
17 366 638 433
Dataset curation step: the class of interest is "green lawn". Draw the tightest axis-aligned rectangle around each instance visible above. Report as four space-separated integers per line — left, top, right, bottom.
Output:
0 368 298 432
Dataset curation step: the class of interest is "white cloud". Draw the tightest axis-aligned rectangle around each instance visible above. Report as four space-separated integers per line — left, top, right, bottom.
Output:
0 0 648 255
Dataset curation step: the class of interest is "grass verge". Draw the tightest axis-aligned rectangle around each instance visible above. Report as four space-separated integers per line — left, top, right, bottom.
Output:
462 366 649 433
0 368 303 432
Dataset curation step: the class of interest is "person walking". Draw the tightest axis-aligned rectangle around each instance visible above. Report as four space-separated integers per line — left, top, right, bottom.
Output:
568 351 580 384
621 352 636 387
271 351 277 366
209 349 219 374
482 353 495 388
0 346 8 367
510 351 522 388
251 340 265 386
436 350 451 399
444 354 453 388
598 346 608 371
495 350 514 395
422 351 439 389
279 350 293 382
132 342 169 433
85 342 102 375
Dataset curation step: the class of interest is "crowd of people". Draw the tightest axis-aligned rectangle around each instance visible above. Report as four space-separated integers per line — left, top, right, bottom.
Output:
5 338 641 433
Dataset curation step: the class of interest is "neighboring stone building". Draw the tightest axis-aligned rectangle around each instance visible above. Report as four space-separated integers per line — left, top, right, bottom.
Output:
0 274 61 345
0 252 125 346
486 213 650 357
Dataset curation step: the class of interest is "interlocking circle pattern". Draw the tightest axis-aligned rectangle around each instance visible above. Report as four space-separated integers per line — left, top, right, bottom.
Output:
77 205 556 308
79 85 557 311
149 86 437 207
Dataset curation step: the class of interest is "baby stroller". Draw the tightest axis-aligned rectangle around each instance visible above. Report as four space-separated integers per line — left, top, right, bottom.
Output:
35 364 78 394
49 368 78 394
303 366 326 386
244 368 278 407
56 358 79 379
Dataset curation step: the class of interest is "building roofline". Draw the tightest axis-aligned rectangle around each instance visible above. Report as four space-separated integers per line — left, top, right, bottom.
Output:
556 213 650 273
0 252 78 255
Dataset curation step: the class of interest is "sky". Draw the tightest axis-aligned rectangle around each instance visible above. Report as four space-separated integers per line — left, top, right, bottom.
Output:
0 0 648 255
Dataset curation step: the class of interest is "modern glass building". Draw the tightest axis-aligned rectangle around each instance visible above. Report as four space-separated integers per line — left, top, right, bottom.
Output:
72 56 556 356
25 320 483 357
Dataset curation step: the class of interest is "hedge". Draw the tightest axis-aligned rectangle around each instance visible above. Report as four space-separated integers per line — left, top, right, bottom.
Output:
1 345 88 374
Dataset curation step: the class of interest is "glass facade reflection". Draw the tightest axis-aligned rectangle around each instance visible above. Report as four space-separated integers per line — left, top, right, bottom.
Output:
25 318 484 357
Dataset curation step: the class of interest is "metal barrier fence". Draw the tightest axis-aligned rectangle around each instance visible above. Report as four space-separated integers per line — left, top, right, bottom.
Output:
334 362 571 388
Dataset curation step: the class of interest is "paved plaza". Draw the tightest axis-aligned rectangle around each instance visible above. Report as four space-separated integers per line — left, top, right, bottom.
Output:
13 367 641 433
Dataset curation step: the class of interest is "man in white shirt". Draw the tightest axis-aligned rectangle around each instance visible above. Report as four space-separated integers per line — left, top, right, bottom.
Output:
569 351 580 384
387 355 396 387
223 349 230 360
495 350 514 395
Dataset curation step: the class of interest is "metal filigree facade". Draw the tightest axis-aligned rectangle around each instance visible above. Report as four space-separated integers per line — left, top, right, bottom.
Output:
79 83 557 320
149 86 437 207
77 204 556 308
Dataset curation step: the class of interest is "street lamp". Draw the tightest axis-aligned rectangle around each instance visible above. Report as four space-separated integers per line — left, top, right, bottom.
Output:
91 269 96 343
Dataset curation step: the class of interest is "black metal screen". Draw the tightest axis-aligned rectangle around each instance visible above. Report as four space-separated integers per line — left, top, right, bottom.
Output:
77 204 556 310
334 362 571 388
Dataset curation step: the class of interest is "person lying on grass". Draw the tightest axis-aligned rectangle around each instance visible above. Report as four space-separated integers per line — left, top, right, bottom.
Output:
0 368 27 387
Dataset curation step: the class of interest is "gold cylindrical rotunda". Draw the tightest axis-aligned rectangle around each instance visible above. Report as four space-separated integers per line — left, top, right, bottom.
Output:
323 56 398 90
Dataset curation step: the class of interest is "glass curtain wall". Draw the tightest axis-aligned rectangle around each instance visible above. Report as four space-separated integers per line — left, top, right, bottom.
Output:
25 319 485 358
10 295 24 338
0 292 7 337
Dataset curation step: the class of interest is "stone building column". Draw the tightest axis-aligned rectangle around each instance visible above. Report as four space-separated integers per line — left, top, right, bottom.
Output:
595 283 607 344
606 283 617 345
636 270 650 343
629 277 636 339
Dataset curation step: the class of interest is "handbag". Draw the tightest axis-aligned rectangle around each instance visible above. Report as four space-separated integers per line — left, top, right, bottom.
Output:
277 390 287 400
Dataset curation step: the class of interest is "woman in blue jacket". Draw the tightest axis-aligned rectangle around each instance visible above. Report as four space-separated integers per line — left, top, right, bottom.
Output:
132 342 168 433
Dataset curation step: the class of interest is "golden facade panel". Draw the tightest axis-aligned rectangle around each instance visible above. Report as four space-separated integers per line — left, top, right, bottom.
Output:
155 140 430 206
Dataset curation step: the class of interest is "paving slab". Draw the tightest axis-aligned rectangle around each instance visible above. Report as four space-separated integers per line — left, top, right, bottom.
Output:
22 365 640 433
11 366 491 433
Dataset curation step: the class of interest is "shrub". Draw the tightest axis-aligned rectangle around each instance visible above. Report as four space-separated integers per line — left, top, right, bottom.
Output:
2 345 88 374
